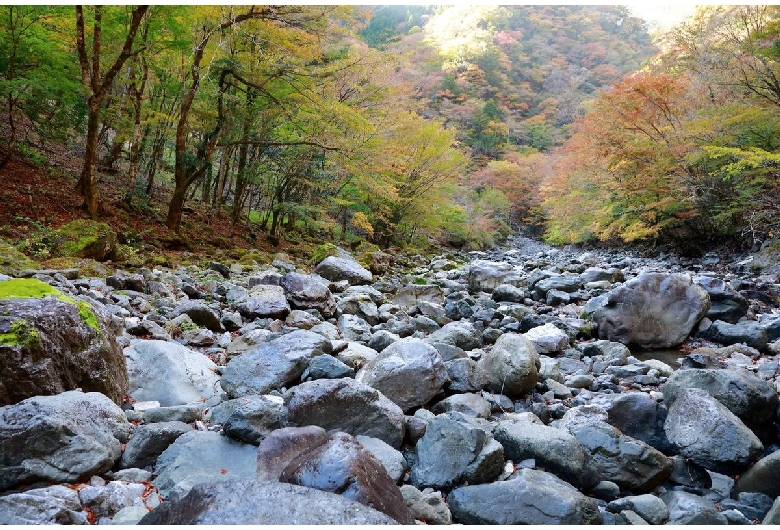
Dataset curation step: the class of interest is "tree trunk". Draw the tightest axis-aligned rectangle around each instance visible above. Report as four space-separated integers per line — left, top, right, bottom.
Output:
79 98 102 219
166 181 187 232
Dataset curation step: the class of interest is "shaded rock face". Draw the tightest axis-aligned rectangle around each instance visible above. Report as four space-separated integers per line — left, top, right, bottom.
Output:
314 256 373 285
0 289 127 406
447 468 602 525
232 284 290 319
478 332 539 397
256 425 330 481
355 338 449 412
221 330 331 398
694 276 749 324
734 449 780 499
208 395 284 445
124 340 222 406
278 432 414 524
281 272 336 318
137 479 398 525
593 272 710 348
591 392 675 454
284 378 406 448
119 421 192 469
664 387 763 474
0 390 129 491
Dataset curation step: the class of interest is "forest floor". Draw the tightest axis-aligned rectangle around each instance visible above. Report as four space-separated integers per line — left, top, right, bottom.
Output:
0 146 317 268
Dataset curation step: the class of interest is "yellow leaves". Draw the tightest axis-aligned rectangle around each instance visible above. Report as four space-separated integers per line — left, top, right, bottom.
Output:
351 211 374 237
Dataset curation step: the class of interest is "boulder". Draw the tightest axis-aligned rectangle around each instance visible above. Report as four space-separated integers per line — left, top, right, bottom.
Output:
232 284 290 320
314 256 372 285
0 485 86 525
409 413 503 489
560 409 672 493
336 342 379 369
447 468 602 524
256 425 329 481
119 421 192 469
392 284 445 309
430 393 492 419
0 278 127 406
733 449 780 499
661 490 728 525
532 274 583 298
284 378 406 448
523 322 569 355
593 272 710 348
279 431 413 524
493 420 600 490
337 294 379 325
153 430 257 501
168 300 224 332
355 338 449 412
77 480 149 519
607 494 669 525
338 314 372 342
590 391 675 454
137 480 397 525
664 387 763 474
694 276 749 324
445 358 491 393
661 368 777 435
425 321 482 351
355 435 408 484
280 272 336 318
467 260 519 292
301 354 355 381
478 332 539 397
53 219 117 261
221 330 331 398
400 485 452 525
0 390 129 490
701 319 768 352
124 340 222 406
208 395 284 445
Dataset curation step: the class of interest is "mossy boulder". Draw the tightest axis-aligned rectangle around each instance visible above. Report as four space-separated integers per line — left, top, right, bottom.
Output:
41 257 111 278
53 219 118 261
0 239 40 276
0 278 127 406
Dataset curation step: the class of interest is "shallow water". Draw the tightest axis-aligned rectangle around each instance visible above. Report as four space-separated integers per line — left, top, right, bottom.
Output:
631 348 684 368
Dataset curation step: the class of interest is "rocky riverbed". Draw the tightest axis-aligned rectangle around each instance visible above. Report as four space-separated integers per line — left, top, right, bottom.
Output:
1 236 780 524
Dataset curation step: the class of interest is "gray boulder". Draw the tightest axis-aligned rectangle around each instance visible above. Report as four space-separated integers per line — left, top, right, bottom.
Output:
314 256 372 285
661 490 728 525
221 330 331 398
280 272 336 318
356 338 448 412
301 354 354 381
701 319 768 352
120 421 192 469
152 430 257 501
338 314 372 342
409 413 503 489
232 284 290 319
337 294 379 325
0 390 129 490
445 358 491 393
607 494 669 525
392 284 445 309
284 378 406 448
425 321 482 351
256 425 329 481
124 340 222 406
279 431 413 524
478 332 539 397
694 276 749 324
764 497 780 525
593 272 710 348
662 368 777 435
523 323 569 355
492 283 525 303
590 392 675 454
336 342 379 369
733 449 780 499
493 420 600 490
560 409 672 493
137 479 397 524
400 485 452 524
208 395 284 445
168 300 224 332
430 393 492 419
0 484 86 525
77 480 148 519
0 281 127 406
355 435 408 484
447 468 602 524
664 387 763 474
532 274 582 298
467 260 519 292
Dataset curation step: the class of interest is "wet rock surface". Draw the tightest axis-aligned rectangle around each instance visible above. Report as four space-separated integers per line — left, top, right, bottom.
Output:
1 236 780 524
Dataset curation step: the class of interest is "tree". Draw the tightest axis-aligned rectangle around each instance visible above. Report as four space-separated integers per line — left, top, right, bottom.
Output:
74 5 149 219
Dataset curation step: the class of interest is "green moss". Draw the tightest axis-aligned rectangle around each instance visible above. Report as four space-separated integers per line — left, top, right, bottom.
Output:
0 278 100 332
53 219 117 261
42 257 110 278
0 319 41 348
0 239 40 276
310 243 339 265
412 277 428 285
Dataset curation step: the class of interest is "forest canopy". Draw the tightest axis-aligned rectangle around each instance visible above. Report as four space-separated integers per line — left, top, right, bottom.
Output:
2 5 779 253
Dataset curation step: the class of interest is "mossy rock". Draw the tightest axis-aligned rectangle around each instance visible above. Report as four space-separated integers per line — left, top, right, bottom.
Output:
41 257 111 278
0 278 127 406
238 251 271 266
310 243 339 265
0 239 40 276
53 219 118 261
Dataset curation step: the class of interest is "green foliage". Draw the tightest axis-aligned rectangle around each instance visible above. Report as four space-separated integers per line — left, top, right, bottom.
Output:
310 243 339 265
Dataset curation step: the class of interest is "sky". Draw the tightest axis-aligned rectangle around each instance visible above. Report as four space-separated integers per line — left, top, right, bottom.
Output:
626 3 700 30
